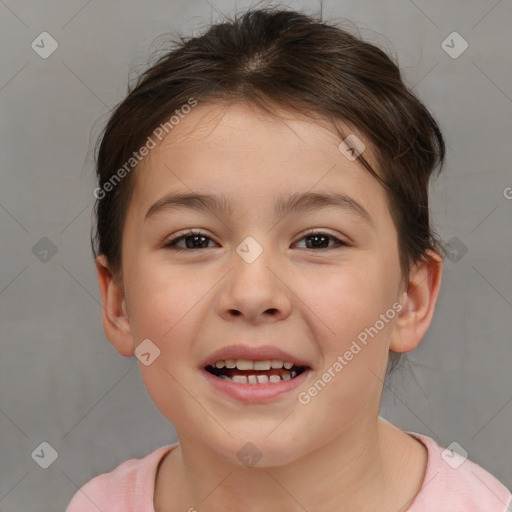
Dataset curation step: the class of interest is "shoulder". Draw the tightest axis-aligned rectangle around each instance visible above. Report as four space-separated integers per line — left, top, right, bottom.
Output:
66 444 178 512
407 432 512 512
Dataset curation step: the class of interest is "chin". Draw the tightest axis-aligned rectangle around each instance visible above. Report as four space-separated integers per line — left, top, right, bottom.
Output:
214 434 309 469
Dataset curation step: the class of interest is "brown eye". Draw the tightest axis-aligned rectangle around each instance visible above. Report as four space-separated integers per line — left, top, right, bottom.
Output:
294 231 347 250
163 229 217 250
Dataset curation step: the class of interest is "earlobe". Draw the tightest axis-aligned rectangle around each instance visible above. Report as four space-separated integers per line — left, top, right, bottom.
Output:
95 255 135 357
390 251 443 353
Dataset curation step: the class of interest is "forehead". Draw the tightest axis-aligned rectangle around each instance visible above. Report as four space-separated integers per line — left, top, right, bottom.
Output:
128 102 389 225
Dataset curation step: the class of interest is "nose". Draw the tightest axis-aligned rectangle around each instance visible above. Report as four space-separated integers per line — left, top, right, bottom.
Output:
215 242 292 324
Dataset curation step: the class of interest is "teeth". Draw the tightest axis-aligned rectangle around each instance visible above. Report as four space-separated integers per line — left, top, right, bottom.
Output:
212 359 296 369
253 360 271 370
208 358 306 384
215 371 302 384
235 359 254 370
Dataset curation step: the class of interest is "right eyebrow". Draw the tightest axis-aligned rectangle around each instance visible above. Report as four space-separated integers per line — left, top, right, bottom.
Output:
145 192 235 219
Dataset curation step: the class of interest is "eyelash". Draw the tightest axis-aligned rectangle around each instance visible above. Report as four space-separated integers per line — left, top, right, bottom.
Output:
162 229 348 251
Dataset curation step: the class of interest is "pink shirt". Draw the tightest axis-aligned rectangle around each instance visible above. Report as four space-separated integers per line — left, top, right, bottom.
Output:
66 432 512 511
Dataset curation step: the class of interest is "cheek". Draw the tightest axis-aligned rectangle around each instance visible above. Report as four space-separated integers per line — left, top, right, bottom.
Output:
304 257 396 346
298 257 397 415
127 264 210 426
125 259 210 347
300 272 394 426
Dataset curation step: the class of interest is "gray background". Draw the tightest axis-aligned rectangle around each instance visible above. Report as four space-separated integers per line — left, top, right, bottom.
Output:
1 0 511 510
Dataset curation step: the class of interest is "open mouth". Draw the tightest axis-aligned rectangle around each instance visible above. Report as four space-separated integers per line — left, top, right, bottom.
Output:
205 359 309 384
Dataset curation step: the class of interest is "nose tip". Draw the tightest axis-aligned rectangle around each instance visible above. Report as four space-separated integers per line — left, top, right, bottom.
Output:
216 248 292 323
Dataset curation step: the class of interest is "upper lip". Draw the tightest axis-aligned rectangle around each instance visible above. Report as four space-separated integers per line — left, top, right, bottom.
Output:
201 344 312 369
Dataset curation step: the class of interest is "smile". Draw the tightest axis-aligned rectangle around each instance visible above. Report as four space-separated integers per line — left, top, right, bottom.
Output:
202 360 311 403
205 358 307 383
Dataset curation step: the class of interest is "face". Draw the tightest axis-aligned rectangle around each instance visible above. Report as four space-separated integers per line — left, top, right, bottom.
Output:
111 102 408 466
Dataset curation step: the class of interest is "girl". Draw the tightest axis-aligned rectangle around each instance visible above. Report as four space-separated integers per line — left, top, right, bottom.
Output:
67 7 511 511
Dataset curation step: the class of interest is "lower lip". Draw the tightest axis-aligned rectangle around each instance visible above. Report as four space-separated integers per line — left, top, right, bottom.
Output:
200 368 311 403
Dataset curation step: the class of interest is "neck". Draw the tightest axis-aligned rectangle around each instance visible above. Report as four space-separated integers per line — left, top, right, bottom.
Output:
156 416 414 512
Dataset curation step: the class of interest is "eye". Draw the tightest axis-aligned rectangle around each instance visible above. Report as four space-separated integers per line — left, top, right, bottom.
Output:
162 229 217 250
162 229 348 251
294 230 347 250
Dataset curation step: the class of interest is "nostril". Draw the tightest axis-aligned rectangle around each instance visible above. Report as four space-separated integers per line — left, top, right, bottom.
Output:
228 308 278 316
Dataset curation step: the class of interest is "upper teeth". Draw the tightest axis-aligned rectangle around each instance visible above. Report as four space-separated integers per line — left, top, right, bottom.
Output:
213 359 294 370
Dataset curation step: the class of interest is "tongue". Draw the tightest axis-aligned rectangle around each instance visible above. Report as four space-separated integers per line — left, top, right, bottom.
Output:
217 368 292 379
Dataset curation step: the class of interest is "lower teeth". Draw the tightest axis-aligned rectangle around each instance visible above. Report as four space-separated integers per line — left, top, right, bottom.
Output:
218 371 298 384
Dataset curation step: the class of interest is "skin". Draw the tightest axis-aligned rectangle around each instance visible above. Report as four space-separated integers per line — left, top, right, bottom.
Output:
96 102 442 512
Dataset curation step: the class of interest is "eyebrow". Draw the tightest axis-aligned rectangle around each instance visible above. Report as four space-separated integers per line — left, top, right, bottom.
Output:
145 191 374 227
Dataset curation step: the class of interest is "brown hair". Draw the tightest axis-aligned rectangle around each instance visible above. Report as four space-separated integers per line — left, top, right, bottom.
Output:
92 7 446 372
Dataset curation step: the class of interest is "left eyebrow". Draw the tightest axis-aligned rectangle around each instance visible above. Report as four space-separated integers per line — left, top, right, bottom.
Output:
145 191 374 228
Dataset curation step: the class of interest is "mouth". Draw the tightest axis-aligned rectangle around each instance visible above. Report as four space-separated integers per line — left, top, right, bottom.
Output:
204 358 309 384
200 345 312 402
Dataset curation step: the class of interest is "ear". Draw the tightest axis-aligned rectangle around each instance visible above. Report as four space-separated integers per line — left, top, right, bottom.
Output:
390 250 443 353
95 254 135 357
